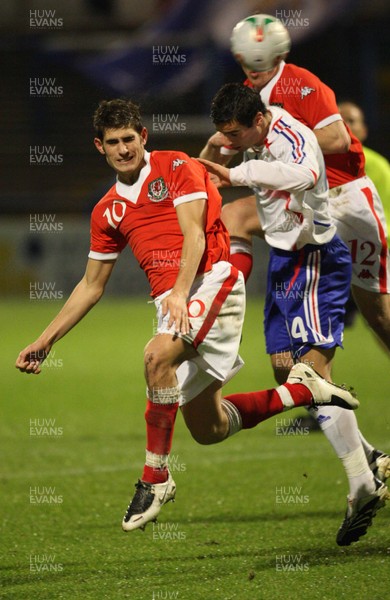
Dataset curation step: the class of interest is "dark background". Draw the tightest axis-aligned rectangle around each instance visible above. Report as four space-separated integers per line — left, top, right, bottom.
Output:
0 0 389 296
1 0 389 214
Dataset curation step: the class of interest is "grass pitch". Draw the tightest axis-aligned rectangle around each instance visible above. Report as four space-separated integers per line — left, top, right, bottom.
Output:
1 297 389 600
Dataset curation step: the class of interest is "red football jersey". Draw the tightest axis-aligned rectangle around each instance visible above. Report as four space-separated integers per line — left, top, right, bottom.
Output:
247 62 366 188
89 150 229 297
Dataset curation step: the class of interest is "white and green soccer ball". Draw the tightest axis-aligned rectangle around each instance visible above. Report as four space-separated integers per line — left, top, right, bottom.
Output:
231 14 291 72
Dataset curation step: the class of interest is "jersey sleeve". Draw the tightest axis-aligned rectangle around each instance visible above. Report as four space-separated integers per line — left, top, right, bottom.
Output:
88 200 128 260
230 159 316 192
168 154 209 208
275 66 342 130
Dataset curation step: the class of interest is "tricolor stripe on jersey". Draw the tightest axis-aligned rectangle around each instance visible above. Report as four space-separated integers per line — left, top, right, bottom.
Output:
273 117 306 164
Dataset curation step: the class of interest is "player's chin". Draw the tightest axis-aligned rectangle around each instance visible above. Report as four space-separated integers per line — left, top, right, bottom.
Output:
117 157 135 168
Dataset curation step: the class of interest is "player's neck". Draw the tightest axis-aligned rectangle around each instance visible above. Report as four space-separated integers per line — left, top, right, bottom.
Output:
252 65 279 92
117 160 146 186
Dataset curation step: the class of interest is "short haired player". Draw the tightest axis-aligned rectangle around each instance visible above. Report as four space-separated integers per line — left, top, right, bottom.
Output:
15 99 357 534
198 82 389 546
200 14 390 352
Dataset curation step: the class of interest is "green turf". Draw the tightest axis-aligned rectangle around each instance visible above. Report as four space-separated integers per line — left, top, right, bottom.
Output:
2 298 389 600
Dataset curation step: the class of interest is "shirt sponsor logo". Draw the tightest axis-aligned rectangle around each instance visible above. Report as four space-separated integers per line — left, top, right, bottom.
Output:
148 177 169 202
358 269 375 280
172 158 187 171
300 86 315 99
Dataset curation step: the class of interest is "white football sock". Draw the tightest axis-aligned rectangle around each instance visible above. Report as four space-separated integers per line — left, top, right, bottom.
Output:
307 406 375 498
230 237 253 256
358 430 375 461
221 398 242 437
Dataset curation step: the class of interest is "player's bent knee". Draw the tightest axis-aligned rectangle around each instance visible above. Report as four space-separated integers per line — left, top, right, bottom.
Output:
186 422 226 445
144 348 175 384
222 199 249 236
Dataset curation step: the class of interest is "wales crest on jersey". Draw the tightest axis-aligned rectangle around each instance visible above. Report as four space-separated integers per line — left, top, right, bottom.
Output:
148 177 169 202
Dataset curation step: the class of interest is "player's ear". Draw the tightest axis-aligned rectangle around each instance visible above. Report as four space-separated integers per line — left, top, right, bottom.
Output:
94 137 105 155
254 112 264 127
140 127 148 145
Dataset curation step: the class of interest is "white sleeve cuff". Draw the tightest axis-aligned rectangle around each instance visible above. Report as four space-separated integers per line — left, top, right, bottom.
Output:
173 192 207 207
220 146 239 156
88 251 119 260
314 114 342 130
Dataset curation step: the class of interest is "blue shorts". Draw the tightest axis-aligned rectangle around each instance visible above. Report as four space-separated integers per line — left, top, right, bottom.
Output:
264 236 352 359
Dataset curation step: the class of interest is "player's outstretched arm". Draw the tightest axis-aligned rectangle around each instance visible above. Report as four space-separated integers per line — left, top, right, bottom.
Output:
15 258 115 374
199 151 317 193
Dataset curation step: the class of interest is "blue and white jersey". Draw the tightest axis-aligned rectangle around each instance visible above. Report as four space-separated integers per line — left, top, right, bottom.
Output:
229 107 336 250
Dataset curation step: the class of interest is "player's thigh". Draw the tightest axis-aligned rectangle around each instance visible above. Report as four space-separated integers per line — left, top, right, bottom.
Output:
221 195 263 239
180 378 226 444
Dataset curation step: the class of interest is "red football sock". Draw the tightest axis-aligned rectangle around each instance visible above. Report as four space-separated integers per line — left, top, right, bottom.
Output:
229 252 253 282
142 399 179 484
225 383 312 429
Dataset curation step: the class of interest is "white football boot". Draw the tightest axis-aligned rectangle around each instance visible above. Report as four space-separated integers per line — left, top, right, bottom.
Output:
286 363 359 410
122 473 176 532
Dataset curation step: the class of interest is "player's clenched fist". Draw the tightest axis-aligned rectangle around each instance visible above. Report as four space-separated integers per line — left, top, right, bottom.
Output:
15 342 49 374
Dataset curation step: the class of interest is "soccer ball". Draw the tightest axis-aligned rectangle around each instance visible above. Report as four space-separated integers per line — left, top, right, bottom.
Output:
231 14 291 72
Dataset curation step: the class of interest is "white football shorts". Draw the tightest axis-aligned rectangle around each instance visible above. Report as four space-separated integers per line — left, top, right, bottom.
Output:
154 261 246 405
329 176 390 293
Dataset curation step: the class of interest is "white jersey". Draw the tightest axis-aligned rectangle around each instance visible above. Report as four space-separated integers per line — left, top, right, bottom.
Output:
229 107 336 251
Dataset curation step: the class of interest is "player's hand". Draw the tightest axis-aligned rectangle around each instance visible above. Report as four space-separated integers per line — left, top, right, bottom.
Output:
198 132 236 165
15 341 50 374
206 131 232 152
196 158 231 187
161 290 190 335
